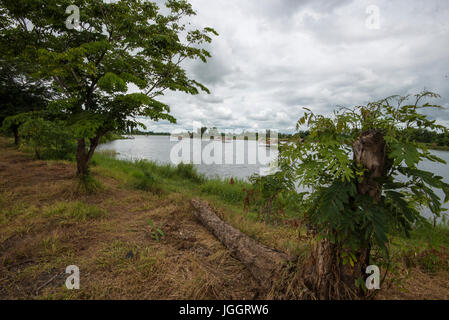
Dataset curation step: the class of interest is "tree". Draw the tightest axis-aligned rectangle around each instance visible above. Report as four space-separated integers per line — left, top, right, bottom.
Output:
279 91 449 299
248 172 295 222
0 0 217 176
0 62 51 145
19 116 75 160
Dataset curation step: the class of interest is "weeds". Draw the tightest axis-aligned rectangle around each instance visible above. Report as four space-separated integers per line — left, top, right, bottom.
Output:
416 248 448 273
175 163 205 183
132 170 163 194
146 218 165 242
75 173 103 194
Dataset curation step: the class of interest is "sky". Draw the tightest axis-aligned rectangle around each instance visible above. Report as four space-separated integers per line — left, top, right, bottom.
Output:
139 0 449 134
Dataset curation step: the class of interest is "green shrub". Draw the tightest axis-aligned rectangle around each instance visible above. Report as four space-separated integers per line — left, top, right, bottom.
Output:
20 117 75 160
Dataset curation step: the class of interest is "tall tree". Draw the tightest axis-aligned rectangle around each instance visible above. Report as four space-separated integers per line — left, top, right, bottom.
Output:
0 0 217 176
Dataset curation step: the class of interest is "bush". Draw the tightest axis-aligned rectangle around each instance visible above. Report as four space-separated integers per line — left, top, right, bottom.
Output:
19 117 75 160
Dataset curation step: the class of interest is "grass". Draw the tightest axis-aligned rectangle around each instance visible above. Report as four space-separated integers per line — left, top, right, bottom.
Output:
43 201 107 222
88 145 449 297
199 178 249 203
87 147 449 258
1 136 449 299
0 137 261 299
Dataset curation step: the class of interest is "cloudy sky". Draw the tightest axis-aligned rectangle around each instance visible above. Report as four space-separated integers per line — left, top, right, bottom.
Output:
140 0 449 133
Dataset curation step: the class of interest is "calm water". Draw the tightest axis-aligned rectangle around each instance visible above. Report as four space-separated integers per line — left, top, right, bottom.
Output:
98 135 449 220
98 135 278 179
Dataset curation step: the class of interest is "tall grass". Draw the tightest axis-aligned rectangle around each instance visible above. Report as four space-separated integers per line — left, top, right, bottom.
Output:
92 153 252 204
91 154 206 192
200 178 249 203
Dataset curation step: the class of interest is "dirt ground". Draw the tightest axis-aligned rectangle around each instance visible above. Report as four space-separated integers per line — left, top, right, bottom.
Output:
0 139 259 299
0 137 448 300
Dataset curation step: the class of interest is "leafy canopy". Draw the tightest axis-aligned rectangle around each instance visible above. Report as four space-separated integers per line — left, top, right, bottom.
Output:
0 61 51 126
0 0 218 138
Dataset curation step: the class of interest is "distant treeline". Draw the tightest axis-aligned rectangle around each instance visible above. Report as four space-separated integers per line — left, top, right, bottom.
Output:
409 128 449 147
129 130 171 136
127 128 310 140
123 128 448 148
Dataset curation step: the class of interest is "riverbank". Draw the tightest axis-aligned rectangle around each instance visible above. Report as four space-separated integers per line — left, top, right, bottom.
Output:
0 136 448 299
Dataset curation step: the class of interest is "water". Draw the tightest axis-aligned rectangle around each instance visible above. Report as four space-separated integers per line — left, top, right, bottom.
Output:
98 135 278 180
98 135 449 220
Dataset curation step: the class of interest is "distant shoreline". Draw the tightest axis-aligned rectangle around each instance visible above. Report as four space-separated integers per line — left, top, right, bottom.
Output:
112 134 449 150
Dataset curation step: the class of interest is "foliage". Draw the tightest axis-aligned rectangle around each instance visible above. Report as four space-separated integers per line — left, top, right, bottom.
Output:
132 169 163 194
1 112 31 135
0 60 51 128
175 163 205 183
146 218 165 242
247 172 295 222
99 132 128 144
279 91 449 259
410 128 449 147
0 0 217 175
19 116 76 160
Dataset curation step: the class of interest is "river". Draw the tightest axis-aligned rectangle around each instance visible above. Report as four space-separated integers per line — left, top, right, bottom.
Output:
98 135 449 220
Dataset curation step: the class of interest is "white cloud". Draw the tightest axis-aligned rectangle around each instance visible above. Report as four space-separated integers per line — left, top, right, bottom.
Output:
143 0 449 132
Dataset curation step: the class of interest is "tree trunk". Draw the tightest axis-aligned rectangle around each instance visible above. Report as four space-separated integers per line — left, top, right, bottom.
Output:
191 199 293 293
301 237 371 299
76 135 101 176
352 129 387 201
12 125 20 146
303 129 387 299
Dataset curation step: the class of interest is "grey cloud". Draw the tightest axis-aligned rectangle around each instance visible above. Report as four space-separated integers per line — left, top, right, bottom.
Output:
139 0 449 134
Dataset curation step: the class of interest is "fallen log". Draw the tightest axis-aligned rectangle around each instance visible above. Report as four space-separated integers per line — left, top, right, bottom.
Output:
191 198 296 294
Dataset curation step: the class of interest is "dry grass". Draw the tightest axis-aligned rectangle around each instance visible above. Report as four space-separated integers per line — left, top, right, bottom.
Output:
0 136 448 300
0 137 258 299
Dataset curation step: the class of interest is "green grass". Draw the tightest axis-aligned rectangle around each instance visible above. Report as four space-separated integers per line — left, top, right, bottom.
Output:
199 178 249 203
43 201 107 221
91 154 207 195
90 152 449 262
387 218 449 273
